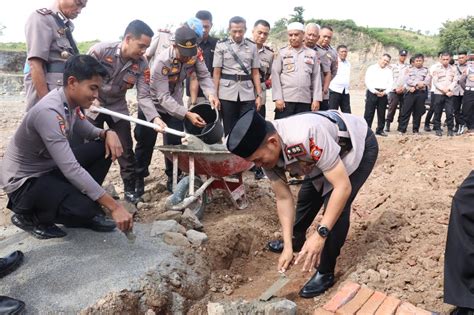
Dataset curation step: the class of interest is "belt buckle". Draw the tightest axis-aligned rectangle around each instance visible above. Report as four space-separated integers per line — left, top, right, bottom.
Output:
236 74 242 81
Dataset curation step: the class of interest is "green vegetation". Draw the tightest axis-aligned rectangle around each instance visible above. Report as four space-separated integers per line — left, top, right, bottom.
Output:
439 16 473 54
77 40 99 53
0 42 26 51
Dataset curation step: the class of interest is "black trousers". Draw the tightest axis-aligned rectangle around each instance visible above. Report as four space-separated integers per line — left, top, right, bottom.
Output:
274 102 311 120
258 104 266 119
328 90 351 113
364 90 387 133
135 110 183 179
398 91 426 132
444 171 474 308
293 128 379 273
424 92 436 127
7 141 111 225
463 91 474 129
386 92 404 123
320 99 330 111
452 95 465 127
433 94 454 131
90 114 136 184
220 98 256 135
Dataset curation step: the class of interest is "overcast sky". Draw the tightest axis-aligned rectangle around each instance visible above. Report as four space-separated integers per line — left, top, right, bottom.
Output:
0 0 471 42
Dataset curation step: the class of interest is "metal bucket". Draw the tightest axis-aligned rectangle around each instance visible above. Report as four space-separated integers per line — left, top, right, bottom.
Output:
184 103 223 144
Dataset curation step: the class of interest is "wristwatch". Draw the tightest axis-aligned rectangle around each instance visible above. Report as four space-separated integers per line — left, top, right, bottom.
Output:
317 224 330 238
256 92 262 98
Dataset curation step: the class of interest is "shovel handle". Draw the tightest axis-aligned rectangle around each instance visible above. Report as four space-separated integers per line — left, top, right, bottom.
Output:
90 105 186 137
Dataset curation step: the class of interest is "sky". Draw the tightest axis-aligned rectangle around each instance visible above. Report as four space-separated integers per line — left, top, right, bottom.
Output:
0 0 471 42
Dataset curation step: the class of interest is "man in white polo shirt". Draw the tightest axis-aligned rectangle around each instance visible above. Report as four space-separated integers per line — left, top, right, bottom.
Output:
328 45 351 113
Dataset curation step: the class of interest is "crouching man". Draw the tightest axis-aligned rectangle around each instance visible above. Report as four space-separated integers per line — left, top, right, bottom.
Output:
0 55 133 239
226 109 378 297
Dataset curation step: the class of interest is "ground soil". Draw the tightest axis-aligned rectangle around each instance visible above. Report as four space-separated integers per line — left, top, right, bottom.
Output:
1 91 473 314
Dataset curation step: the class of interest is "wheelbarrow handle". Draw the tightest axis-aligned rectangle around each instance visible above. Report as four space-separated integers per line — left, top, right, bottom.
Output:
90 105 186 138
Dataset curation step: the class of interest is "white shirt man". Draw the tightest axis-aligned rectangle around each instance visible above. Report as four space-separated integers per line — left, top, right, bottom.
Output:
328 45 351 112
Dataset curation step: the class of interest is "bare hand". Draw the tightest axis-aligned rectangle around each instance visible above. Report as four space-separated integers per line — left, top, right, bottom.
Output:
208 94 221 110
323 87 329 95
446 91 454 97
110 203 133 232
294 234 325 272
153 117 167 133
275 99 285 111
186 112 207 128
255 96 263 111
278 247 294 272
311 101 320 111
104 130 123 161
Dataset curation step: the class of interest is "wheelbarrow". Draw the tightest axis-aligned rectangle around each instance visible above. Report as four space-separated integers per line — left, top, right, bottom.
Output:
158 144 253 219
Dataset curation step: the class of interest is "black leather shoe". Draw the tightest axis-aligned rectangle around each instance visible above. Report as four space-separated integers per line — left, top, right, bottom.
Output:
124 191 143 205
424 125 432 132
384 122 390 132
32 224 67 239
0 251 24 278
11 214 35 232
136 176 145 197
0 296 25 315
435 130 443 137
267 237 305 253
375 131 388 137
299 271 335 298
448 130 454 137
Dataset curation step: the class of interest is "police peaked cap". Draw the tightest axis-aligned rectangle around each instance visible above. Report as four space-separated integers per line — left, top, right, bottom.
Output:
226 109 268 158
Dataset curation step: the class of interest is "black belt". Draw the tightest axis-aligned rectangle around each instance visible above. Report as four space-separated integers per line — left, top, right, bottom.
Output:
221 73 252 81
46 63 65 73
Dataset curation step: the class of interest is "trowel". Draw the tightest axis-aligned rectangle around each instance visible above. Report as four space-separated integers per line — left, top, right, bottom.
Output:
89 106 210 151
258 272 290 301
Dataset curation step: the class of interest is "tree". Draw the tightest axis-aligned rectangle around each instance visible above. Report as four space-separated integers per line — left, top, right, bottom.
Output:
0 24 5 36
289 6 305 24
439 16 474 53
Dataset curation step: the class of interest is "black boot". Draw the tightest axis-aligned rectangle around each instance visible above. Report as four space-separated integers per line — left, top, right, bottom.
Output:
0 296 25 315
299 271 335 298
136 176 145 197
124 179 143 205
0 251 24 278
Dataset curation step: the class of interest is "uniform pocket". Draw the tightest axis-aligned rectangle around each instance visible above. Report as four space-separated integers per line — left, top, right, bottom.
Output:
122 73 137 90
220 79 231 87
56 36 72 50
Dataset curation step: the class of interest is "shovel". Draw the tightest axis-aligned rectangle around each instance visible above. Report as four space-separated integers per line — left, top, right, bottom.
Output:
89 105 210 151
258 272 290 301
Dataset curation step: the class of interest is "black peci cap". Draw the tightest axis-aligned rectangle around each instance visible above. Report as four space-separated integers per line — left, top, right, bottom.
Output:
226 109 268 158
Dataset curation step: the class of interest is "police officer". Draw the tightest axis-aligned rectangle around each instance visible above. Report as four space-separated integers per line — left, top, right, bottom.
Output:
431 52 458 137
424 53 443 131
227 109 378 298
24 0 87 111
186 11 218 106
87 20 165 204
213 16 262 135
272 22 321 119
135 26 218 194
460 61 474 133
444 171 474 314
453 51 469 134
0 55 133 239
398 53 430 134
385 50 409 132
316 26 338 110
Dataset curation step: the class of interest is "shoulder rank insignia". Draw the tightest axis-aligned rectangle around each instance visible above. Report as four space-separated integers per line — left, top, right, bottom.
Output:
36 8 52 15
75 107 86 120
264 45 274 53
56 115 67 137
285 143 306 159
309 138 323 161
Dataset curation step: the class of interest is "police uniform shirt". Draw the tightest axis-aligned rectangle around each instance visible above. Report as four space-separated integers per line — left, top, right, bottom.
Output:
431 63 458 95
404 66 430 89
24 4 77 110
145 30 173 68
454 62 468 96
257 44 274 106
428 62 440 92
314 46 333 100
213 38 260 102
0 88 105 201
390 62 409 90
264 111 368 196
151 46 216 119
460 63 474 90
87 42 159 122
272 46 322 103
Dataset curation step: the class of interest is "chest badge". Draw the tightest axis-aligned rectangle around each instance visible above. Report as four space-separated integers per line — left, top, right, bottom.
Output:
285 143 306 159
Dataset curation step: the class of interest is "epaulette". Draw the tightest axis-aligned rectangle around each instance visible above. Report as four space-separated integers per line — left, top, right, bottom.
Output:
246 38 255 44
36 8 52 15
217 38 229 43
264 45 274 53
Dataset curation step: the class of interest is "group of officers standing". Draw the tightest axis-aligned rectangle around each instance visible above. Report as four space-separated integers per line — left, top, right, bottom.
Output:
365 49 474 137
0 0 472 313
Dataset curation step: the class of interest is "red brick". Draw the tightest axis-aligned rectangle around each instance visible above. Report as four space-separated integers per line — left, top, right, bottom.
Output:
323 281 361 312
314 307 335 315
375 296 401 315
395 302 432 315
336 286 374 315
356 291 387 315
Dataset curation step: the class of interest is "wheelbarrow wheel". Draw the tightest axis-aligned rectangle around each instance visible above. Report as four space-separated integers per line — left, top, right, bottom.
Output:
171 176 206 219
